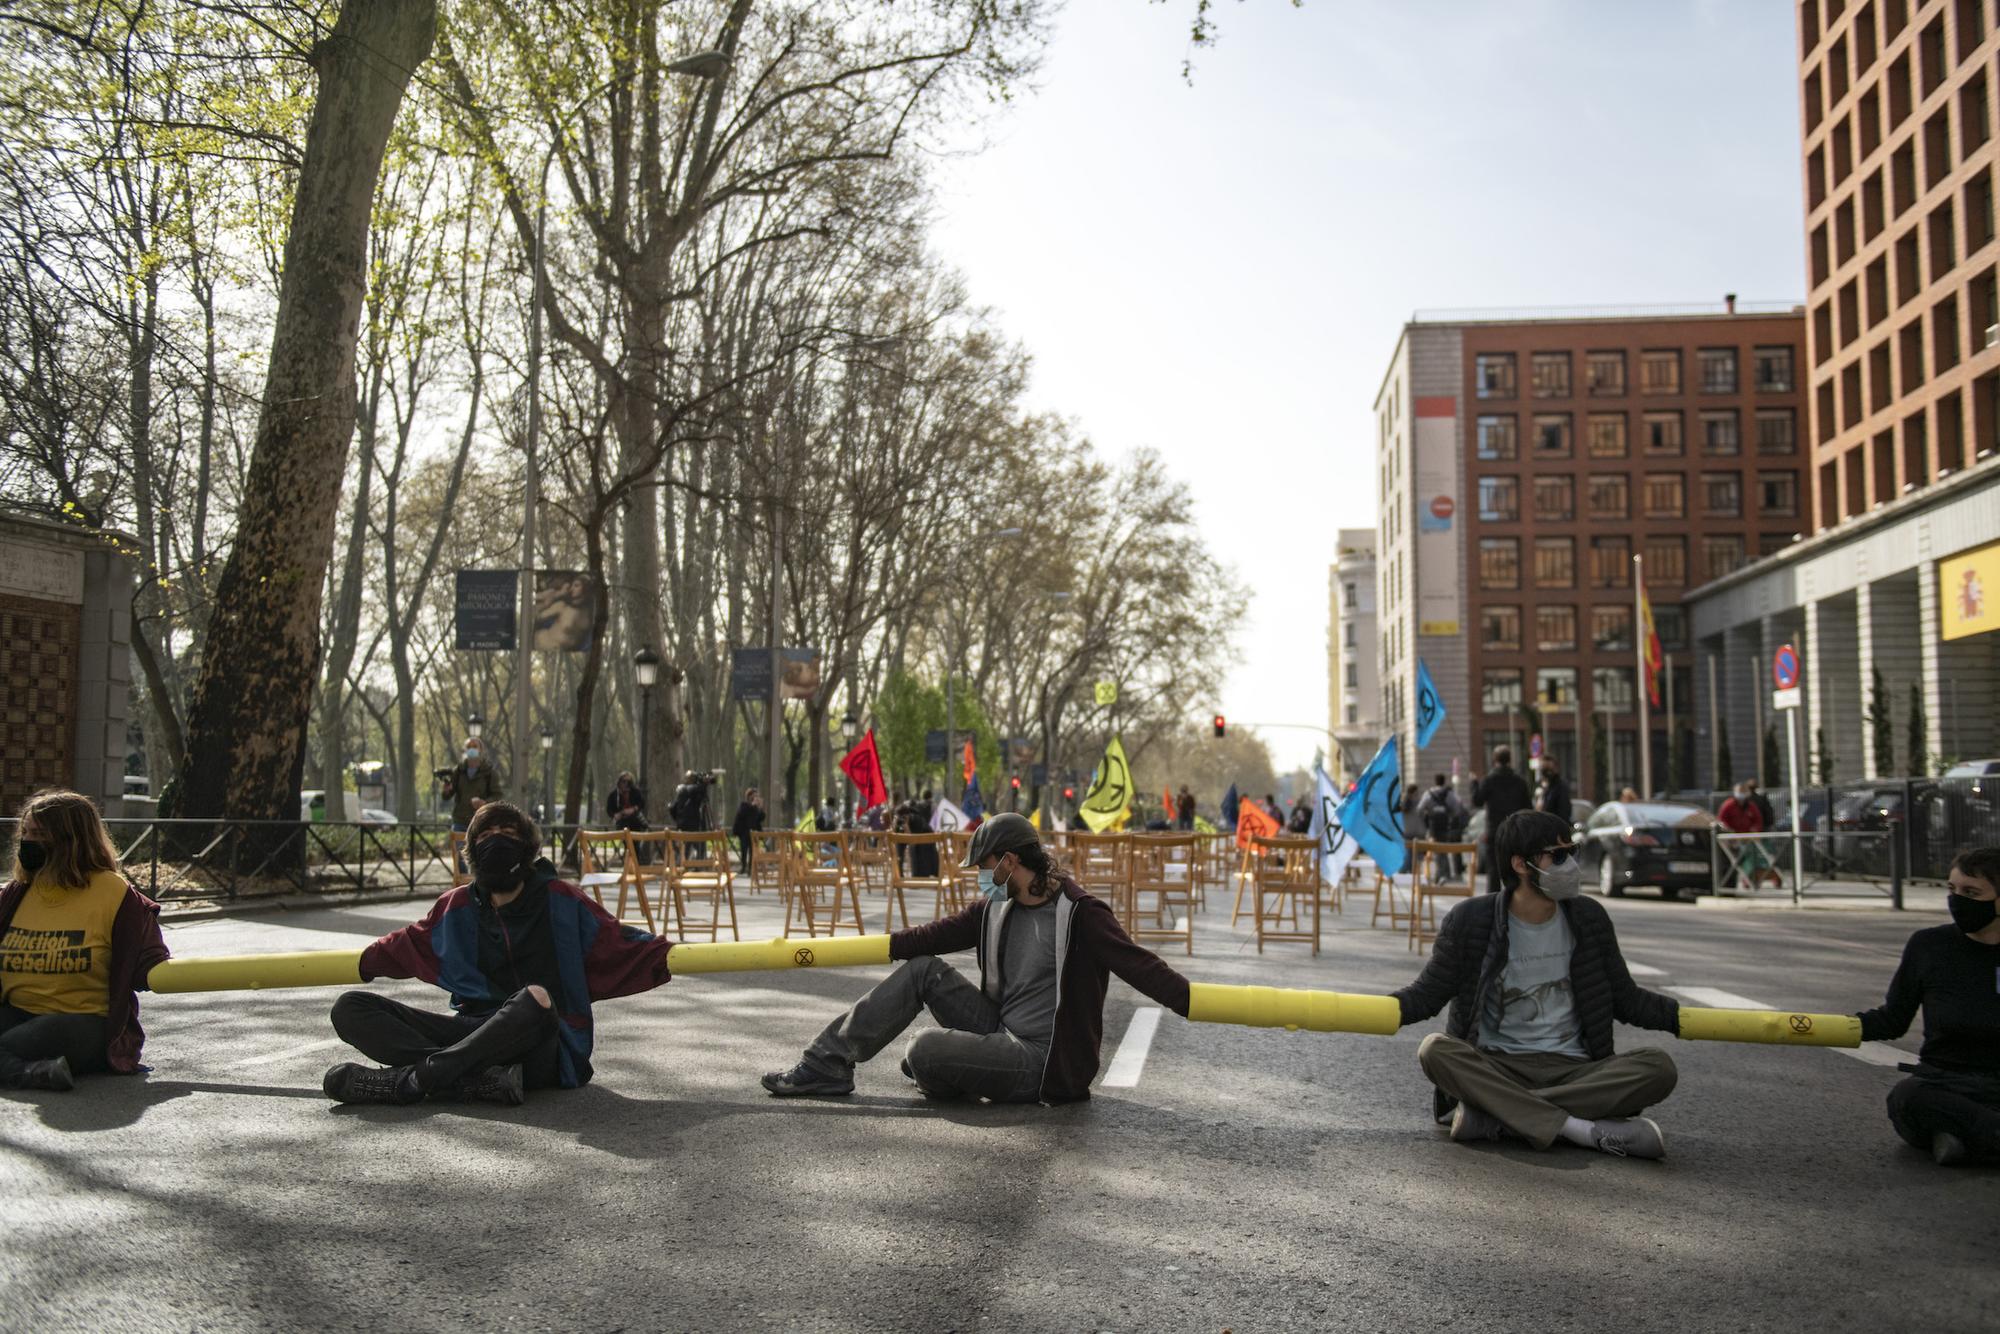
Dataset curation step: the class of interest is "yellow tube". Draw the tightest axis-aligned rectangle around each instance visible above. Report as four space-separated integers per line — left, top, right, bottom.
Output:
1677 1006 1861 1047
149 949 365 994
1187 982 1403 1036
667 935 893 974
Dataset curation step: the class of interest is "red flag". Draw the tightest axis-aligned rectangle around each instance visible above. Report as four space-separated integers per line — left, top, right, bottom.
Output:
962 738 976 785
840 729 889 809
1162 784 1175 816
1235 801 1281 849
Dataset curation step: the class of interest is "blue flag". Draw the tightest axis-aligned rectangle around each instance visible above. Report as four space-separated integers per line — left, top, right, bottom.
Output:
1415 657 1445 750
1221 783 1240 831
1335 737 1407 875
962 773 985 820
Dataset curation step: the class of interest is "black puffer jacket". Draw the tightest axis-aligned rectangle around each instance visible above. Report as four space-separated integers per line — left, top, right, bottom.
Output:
1394 889 1679 1116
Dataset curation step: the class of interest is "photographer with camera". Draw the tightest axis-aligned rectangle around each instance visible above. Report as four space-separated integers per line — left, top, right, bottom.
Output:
669 771 715 834
439 737 504 833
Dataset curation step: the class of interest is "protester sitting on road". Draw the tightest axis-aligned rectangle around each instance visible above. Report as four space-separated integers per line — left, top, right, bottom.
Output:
321 801 673 1107
441 736 503 832
761 813 1191 1103
732 787 765 875
0 790 171 1093
605 772 648 833
1471 747 1533 895
1393 809 1680 1159
1852 845 2000 1166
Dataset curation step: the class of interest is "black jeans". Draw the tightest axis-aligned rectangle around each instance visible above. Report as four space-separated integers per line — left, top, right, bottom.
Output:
330 988 563 1093
0 1005 109 1087
1888 1070 2000 1161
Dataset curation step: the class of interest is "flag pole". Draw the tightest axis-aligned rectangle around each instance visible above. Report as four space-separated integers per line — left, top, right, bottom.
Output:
1634 552 1652 799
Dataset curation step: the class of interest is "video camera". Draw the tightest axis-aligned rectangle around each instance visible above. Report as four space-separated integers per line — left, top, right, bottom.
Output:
432 766 456 781
685 769 723 786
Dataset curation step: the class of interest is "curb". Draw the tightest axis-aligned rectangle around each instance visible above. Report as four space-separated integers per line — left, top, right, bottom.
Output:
161 885 441 924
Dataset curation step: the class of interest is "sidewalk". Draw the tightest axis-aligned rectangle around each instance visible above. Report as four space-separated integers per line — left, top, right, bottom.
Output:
1697 880 1945 913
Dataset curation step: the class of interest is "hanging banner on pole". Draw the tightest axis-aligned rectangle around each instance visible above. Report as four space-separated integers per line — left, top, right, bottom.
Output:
531 571 596 651
454 570 518 650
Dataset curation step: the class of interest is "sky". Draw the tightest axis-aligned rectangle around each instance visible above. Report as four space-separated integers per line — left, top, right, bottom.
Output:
924 0 1808 772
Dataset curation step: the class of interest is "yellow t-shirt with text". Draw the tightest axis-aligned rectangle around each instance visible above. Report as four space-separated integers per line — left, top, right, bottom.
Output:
0 869 126 1015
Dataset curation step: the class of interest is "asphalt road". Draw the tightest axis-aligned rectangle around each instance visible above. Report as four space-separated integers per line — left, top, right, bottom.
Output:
1 878 1993 1333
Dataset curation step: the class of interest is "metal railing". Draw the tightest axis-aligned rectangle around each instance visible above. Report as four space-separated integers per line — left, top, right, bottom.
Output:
1710 828 1902 907
1678 776 2000 885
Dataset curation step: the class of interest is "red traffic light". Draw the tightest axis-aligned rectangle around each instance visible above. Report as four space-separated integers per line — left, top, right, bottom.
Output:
1212 714 1226 739
1062 786 1074 800
1010 775 1021 790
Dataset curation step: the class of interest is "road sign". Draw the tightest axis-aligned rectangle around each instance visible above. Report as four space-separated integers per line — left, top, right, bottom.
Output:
1094 681 1118 706
1529 733 1544 760
1771 643 1801 691
1772 689 1803 711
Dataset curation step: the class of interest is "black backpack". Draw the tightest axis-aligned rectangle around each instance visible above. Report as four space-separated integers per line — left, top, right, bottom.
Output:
1423 792 1455 840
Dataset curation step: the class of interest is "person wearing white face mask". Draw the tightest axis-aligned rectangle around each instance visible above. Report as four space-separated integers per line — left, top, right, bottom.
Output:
1393 810 1683 1158
440 736 505 832
761 813 1191 1102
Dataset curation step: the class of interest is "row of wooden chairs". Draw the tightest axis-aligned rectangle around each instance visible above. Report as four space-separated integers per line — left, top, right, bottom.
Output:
1356 840 1480 954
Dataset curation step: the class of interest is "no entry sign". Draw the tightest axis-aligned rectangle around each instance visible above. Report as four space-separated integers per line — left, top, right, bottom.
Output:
1771 643 1801 691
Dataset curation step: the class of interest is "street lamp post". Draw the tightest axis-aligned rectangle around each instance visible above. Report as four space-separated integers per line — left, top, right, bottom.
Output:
840 707 860 822
635 647 661 792
466 711 483 740
540 726 554 824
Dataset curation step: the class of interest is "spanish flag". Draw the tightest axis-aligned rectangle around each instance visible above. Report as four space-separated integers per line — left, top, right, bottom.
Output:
1638 578 1664 709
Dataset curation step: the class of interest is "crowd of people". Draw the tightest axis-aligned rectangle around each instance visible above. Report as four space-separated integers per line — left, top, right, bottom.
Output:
2 784 1994 1169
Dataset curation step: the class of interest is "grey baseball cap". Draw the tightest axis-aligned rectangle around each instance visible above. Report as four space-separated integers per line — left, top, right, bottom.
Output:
961 812 1040 867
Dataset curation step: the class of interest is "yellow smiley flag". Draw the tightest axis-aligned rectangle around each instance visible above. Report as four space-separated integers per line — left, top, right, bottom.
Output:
1078 737 1132 832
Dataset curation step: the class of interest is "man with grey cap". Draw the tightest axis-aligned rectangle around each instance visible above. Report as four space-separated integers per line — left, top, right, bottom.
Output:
762 813 1191 1102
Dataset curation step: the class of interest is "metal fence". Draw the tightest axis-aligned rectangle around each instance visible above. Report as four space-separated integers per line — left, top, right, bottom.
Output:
1671 776 2000 884
1711 828 1903 905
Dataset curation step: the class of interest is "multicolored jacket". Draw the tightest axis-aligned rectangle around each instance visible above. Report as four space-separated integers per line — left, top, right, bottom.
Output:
359 860 673 1088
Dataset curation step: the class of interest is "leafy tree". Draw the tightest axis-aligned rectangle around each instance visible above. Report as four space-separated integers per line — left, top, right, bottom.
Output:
1589 714 1610 803
1907 685 1929 776
1815 727 1835 783
1762 723 1783 787
1868 665 1895 776
1716 716 1733 791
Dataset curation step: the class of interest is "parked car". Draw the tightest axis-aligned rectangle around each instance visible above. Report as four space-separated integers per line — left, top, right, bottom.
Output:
1576 801 1717 900
1461 801 1594 876
1943 759 2000 778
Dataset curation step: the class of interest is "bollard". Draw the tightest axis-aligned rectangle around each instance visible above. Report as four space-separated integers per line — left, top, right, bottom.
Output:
1676 1006 1860 1047
1185 982 1402 1035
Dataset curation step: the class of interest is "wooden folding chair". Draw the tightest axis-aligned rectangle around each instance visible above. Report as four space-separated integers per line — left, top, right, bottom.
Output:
1068 831 1133 927
576 829 652 931
846 829 893 894
886 832 955 929
747 830 788 899
1369 856 1417 933
665 830 740 941
449 829 470 884
1127 834 1196 956
782 831 866 937
1409 840 1478 953
1250 835 1321 955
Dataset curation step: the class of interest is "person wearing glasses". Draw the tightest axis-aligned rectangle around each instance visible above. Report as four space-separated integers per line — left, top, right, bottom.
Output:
1392 809 1681 1159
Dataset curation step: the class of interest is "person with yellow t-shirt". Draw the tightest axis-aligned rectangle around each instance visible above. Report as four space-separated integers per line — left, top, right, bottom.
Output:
0 789 170 1092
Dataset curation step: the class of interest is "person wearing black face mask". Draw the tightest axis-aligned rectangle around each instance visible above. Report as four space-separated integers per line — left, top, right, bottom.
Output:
1854 845 2000 1166
320 802 674 1106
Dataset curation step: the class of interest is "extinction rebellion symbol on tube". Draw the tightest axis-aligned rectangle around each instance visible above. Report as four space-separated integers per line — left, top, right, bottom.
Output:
794 948 816 967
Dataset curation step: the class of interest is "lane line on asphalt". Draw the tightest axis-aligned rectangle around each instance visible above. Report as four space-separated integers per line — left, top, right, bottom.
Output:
1668 986 1908 1068
233 1037 348 1069
1627 962 1666 978
1100 1007 1162 1088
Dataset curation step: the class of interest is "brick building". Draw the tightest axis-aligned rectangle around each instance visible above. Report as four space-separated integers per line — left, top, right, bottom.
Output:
1373 307 1809 800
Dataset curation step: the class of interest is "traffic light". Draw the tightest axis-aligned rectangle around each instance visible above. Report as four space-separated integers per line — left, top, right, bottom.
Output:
1010 775 1021 791
1212 714 1226 739
1062 786 1075 800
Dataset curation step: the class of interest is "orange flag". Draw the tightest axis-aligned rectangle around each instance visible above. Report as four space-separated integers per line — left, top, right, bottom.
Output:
1235 800 1281 849
962 738 977 785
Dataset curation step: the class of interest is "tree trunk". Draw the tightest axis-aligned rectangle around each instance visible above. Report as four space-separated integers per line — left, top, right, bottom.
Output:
163 0 436 824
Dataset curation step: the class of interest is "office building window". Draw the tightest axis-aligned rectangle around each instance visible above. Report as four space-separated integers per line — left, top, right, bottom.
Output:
1477 476 1519 521
1476 353 1517 399
1482 668 1524 714
1586 473 1629 519
1347 704 1358 724
1586 412 1628 457
1653 604 1687 650
1344 581 1356 604
1479 537 1520 589
1586 351 1627 395
1756 408 1797 454
1477 414 1518 460
1592 667 1636 714
1591 534 1633 587
1344 622 1356 646
1532 413 1573 457
1484 604 1522 651
1639 349 1682 394
1345 663 1359 687
1643 535 1687 585
1531 351 1572 398
1537 667 1579 709
1533 475 1575 521
1754 345 1795 391
1536 604 1577 652
1642 472 1685 517
1702 471 1742 516
1591 605 1634 652
1701 410 1741 455
1700 534 1747 581
1643 411 1684 454
1536 604 1568 652
1759 470 1799 514
1533 536 1576 588
1698 347 1739 393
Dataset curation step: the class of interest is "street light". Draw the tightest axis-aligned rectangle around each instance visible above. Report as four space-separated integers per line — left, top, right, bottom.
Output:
840 707 860 749
465 711 484 740
540 726 554 824
634 646 660 792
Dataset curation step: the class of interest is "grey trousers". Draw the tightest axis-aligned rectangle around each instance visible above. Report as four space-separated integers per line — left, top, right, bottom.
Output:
1418 1033 1679 1149
806 957 1045 1103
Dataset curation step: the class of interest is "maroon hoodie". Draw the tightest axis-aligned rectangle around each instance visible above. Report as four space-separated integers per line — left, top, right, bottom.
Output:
889 877 1190 1102
0 878 172 1073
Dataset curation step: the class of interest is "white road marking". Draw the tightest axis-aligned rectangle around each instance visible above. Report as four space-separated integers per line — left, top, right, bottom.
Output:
1626 962 1666 978
1668 986 1904 1068
233 1036 348 1070
1100 1007 1162 1088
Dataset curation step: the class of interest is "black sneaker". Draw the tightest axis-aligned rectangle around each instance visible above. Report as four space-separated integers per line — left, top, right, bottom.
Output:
431 1064 526 1106
322 1062 420 1105
19 1057 74 1092
1932 1131 1970 1166
760 1060 853 1097
1449 1102 1503 1143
